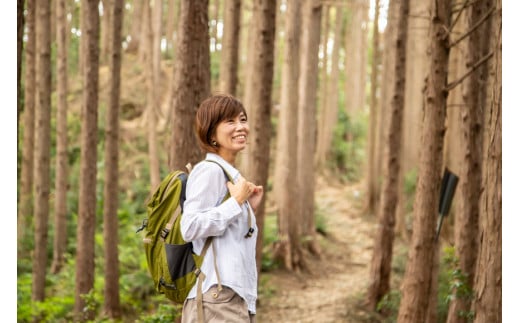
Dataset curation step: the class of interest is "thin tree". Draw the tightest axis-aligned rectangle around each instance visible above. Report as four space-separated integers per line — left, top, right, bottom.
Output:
272 0 304 271
471 2 500 321
365 0 381 215
50 0 69 274
102 0 124 318
17 0 24 128
32 0 52 302
219 0 241 95
74 0 100 319
166 0 179 56
144 0 161 188
126 0 143 53
316 7 343 171
18 0 36 259
242 0 277 274
366 0 409 310
447 1 493 321
396 0 452 321
315 5 330 170
168 0 210 170
297 0 322 256
100 0 113 64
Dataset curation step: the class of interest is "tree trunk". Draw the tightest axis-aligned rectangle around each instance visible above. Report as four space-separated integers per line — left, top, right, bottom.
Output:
51 0 69 274
316 7 343 171
102 0 124 318
74 1 100 320
297 0 322 257
31 0 52 302
396 0 452 321
272 0 304 271
219 0 241 95
145 0 161 188
168 0 210 170
366 0 409 310
166 0 179 56
18 0 36 259
396 0 430 241
17 0 24 128
365 0 381 215
242 0 277 275
447 1 492 321
314 5 330 170
126 0 143 53
344 0 369 116
471 2 501 321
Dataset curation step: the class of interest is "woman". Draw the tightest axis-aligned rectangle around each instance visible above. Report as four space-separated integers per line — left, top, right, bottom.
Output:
180 94 263 323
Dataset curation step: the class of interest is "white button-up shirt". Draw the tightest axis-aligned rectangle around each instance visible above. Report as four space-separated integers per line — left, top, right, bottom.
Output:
180 153 258 313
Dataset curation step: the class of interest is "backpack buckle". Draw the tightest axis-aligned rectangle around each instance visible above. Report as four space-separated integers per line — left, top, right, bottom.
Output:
244 227 255 238
160 228 170 239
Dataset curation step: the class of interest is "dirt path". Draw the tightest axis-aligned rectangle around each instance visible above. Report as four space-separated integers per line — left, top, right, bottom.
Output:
256 178 381 323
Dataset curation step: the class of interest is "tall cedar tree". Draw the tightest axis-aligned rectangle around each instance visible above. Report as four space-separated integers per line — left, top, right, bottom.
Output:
51 0 69 274
315 6 330 169
471 2 501 321
144 0 160 188
19 0 36 258
396 0 452 321
365 0 381 215
168 0 210 170
297 0 322 256
32 0 52 302
74 1 100 320
366 0 409 310
219 0 241 95
242 0 277 274
102 0 124 318
272 0 304 271
447 0 492 321
17 0 24 127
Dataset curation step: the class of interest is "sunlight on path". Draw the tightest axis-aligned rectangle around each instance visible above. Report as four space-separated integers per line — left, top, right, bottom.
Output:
257 178 379 322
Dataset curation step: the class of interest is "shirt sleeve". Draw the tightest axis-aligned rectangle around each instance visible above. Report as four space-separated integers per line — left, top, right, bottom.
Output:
180 161 244 241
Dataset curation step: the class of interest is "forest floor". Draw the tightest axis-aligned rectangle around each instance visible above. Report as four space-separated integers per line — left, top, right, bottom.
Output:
255 176 399 323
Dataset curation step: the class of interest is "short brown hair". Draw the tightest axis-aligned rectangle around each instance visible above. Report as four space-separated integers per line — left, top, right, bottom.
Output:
195 94 248 153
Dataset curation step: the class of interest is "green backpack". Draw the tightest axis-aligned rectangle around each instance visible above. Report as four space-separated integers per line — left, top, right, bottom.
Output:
136 162 229 304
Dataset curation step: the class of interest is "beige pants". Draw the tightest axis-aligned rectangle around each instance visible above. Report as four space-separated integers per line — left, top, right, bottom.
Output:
181 285 255 323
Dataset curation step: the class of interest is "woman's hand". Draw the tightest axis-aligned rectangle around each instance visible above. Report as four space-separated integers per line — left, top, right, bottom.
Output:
248 185 264 212
227 176 255 205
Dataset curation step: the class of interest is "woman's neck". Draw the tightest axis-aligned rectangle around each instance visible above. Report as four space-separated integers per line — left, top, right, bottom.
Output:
217 150 237 166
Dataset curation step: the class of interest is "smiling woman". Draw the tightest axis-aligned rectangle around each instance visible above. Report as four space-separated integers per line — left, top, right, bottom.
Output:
180 93 264 323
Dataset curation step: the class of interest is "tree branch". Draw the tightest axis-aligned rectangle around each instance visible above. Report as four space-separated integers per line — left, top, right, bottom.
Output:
445 51 494 92
449 6 496 48
449 0 471 33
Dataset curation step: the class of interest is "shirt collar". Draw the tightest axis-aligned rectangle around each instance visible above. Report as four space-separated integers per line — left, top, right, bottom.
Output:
205 153 240 182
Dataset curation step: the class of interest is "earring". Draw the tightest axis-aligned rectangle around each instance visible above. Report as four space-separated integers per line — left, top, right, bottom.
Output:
212 141 217 147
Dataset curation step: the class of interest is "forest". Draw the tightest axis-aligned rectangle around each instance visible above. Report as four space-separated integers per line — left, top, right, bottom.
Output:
16 0 502 322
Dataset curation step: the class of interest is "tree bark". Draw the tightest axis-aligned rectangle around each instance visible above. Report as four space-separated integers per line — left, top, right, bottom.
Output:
242 0 277 275
272 0 304 271
314 5 330 169
297 0 322 257
74 1 100 320
365 0 381 215
17 0 24 128
102 0 124 318
31 0 52 302
447 1 492 321
126 0 143 53
219 0 241 95
366 0 409 310
471 2 501 321
18 0 36 259
396 0 452 321
51 0 69 275
168 0 210 170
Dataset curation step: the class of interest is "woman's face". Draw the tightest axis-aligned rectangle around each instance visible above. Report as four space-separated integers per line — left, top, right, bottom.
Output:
213 112 249 156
